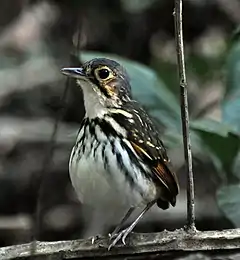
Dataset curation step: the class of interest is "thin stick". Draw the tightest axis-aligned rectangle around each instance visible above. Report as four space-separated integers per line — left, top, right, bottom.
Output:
174 0 196 231
30 14 83 258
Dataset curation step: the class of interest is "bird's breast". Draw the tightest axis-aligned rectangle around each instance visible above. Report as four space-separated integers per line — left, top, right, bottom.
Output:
69 119 158 209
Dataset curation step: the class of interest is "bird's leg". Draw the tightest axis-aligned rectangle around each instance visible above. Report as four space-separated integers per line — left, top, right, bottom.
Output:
109 207 135 239
108 200 156 250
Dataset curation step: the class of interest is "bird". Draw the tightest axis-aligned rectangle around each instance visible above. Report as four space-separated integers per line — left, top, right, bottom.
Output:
61 58 179 250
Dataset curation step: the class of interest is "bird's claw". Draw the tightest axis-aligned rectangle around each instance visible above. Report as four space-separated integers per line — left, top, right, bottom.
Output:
90 235 100 245
108 228 129 250
108 231 118 240
121 233 127 245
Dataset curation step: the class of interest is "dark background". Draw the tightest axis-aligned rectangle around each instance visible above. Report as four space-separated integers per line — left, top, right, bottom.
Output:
0 0 239 249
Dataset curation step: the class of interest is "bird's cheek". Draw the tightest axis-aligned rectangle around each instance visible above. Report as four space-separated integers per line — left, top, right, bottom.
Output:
103 84 116 98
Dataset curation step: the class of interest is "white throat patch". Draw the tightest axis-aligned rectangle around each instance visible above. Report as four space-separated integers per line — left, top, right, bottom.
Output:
77 79 108 119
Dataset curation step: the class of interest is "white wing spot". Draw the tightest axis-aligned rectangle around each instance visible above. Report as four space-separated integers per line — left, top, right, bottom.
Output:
109 108 133 118
146 141 155 148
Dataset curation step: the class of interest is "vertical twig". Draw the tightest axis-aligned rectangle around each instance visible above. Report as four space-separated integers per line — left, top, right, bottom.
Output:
30 78 70 256
174 0 196 232
30 12 83 258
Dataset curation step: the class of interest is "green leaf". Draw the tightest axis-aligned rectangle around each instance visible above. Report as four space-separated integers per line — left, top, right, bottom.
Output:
191 119 240 181
229 25 240 45
222 93 240 132
191 119 239 137
233 151 240 179
222 41 240 132
187 54 223 80
161 130 183 149
80 51 181 130
217 184 240 227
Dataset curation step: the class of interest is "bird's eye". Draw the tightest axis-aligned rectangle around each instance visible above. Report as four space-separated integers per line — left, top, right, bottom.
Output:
97 68 110 80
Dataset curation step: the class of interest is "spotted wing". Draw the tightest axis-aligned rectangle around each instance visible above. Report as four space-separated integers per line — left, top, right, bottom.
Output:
109 101 179 206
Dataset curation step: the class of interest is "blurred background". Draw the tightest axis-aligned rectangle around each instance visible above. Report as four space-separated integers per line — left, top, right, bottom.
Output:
0 0 240 249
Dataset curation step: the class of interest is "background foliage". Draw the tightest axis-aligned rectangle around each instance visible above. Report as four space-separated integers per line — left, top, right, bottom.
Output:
0 0 240 250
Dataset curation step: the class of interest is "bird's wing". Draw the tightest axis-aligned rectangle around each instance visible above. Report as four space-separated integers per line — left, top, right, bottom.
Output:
109 101 179 204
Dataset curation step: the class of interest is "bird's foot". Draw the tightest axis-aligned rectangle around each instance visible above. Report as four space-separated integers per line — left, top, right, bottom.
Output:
108 228 131 250
89 235 100 245
108 230 119 240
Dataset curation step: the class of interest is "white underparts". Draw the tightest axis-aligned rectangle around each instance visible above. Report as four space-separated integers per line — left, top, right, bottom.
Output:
69 120 158 209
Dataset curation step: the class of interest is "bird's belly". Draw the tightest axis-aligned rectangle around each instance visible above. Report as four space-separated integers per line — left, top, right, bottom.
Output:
70 155 117 207
69 137 158 209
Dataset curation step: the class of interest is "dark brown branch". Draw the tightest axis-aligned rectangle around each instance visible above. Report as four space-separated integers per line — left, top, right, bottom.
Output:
174 0 195 231
2 229 240 259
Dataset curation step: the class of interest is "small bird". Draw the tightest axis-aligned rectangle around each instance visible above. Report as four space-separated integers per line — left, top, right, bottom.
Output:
61 58 179 250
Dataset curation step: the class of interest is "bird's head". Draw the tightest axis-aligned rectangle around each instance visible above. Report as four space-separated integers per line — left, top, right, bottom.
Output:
61 58 132 118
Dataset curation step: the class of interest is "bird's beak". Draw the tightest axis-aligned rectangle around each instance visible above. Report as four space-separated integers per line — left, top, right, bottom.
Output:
61 67 86 78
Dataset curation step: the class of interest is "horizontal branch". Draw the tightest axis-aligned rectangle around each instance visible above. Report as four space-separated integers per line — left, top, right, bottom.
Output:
2 229 240 259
